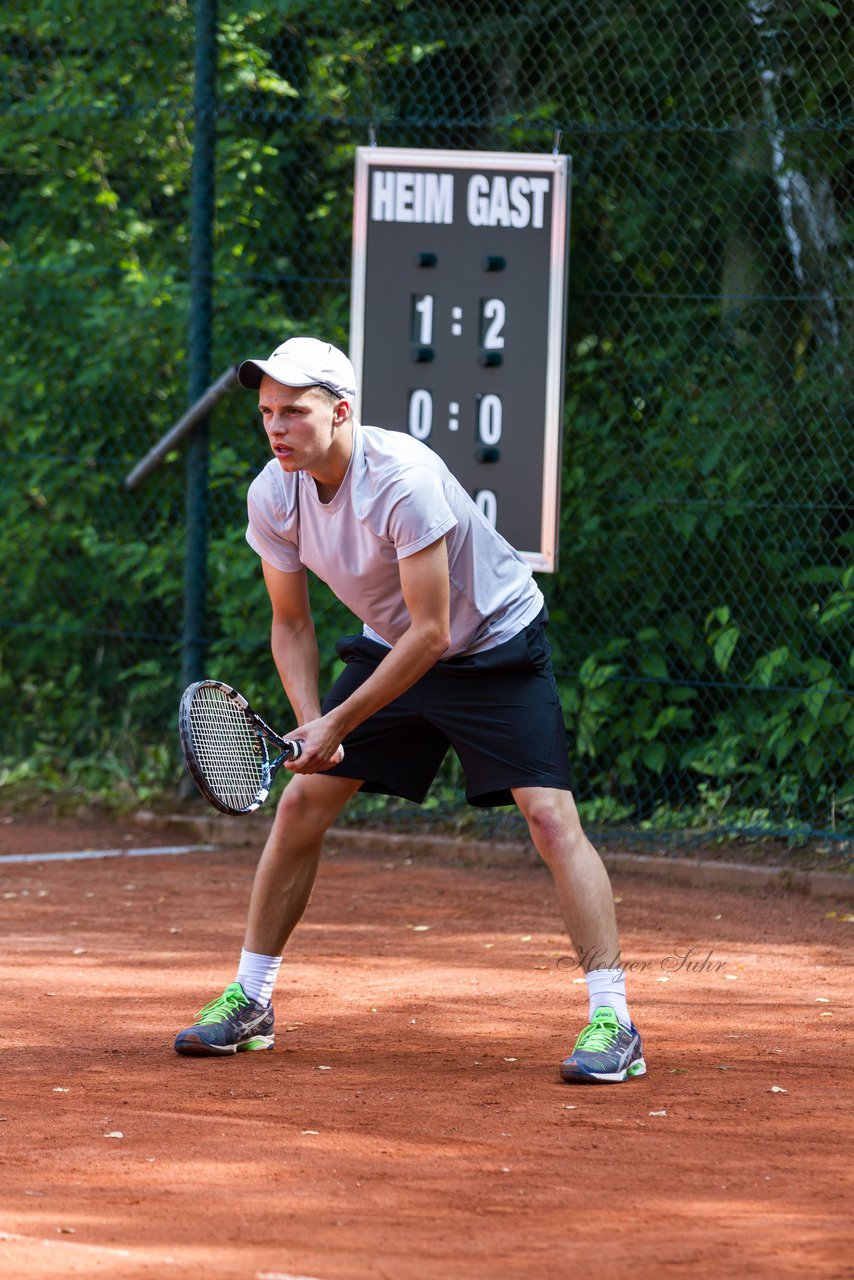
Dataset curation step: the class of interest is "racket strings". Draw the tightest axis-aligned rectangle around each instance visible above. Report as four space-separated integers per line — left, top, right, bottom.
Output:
188 686 264 808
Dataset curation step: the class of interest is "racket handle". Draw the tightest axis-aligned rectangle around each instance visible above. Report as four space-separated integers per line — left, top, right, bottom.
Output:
285 738 303 761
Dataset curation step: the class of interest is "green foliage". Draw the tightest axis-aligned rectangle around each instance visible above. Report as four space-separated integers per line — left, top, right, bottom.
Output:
0 1 851 835
545 317 853 832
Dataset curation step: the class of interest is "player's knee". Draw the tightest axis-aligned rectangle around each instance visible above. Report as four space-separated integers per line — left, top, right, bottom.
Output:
519 789 585 862
274 777 338 839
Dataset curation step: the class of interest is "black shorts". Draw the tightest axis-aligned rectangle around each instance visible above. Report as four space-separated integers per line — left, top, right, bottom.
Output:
320 608 573 807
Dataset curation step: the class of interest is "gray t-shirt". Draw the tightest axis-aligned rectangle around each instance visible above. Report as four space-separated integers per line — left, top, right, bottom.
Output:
246 421 544 657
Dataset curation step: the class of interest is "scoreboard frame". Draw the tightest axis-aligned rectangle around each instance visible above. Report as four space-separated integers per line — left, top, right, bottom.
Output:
350 147 571 572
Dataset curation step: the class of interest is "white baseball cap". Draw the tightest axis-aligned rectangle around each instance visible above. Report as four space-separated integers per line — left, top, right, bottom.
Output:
238 336 357 399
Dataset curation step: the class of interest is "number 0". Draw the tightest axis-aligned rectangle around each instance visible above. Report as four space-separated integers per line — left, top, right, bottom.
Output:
408 389 433 440
477 394 502 445
475 490 498 526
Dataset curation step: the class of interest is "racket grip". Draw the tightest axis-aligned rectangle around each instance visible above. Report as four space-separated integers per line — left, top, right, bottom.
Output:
286 738 303 761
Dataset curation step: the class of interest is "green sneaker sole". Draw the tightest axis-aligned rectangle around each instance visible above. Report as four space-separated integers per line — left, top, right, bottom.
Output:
175 1033 275 1057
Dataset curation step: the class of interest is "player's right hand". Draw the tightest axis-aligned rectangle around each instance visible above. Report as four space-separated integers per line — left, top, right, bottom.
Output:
286 715 345 773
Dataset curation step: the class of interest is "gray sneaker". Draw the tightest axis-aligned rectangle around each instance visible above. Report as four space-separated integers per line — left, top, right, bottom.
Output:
560 1007 646 1083
174 982 274 1056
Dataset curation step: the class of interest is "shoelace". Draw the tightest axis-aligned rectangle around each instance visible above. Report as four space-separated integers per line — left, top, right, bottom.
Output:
574 1011 622 1053
195 984 248 1024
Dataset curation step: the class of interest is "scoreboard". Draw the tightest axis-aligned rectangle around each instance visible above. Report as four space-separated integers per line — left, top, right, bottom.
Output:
350 148 571 571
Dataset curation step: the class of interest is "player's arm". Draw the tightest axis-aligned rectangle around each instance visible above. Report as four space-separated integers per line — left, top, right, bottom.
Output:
328 534 451 737
261 559 323 726
288 536 451 772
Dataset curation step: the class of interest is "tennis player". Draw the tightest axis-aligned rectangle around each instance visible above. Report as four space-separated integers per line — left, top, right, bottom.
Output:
174 337 646 1083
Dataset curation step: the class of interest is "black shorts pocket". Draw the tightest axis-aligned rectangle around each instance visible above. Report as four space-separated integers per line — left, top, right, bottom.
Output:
335 634 391 665
524 618 553 672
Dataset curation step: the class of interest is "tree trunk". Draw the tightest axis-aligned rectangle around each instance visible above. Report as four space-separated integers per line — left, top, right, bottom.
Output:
748 0 852 374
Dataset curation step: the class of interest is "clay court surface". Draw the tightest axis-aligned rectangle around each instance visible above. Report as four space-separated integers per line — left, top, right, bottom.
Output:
1 813 852 1279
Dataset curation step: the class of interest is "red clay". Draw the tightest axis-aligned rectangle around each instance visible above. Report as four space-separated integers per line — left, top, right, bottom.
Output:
0 814 852 1279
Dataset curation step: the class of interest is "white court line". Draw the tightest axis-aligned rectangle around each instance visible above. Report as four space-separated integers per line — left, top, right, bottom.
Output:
0 1229 177 1263
0 844 219 865
0 1236 320 1278
257 1273 328 1280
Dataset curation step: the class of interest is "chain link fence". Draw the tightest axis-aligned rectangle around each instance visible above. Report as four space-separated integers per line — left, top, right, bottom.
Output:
1 1 851 845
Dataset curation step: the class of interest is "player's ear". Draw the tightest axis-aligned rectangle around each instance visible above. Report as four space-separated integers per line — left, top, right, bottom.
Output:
333 398 351 425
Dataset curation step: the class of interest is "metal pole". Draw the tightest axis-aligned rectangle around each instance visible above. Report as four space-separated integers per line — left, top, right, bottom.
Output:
124 367 238 491
182 0 218 692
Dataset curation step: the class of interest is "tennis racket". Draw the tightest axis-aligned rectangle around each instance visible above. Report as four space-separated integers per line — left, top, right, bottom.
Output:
178 679 302 815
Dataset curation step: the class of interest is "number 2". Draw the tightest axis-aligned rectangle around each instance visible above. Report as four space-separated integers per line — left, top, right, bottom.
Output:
481 298 505 350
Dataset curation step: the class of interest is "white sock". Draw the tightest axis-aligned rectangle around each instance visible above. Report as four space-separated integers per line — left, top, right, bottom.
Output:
585 967 631 1028
236 949 282 1007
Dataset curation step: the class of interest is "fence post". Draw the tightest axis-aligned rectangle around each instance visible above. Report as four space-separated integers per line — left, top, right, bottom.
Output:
182 0 218 693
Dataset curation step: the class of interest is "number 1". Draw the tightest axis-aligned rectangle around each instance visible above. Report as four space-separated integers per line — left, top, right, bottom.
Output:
412 295 434 346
